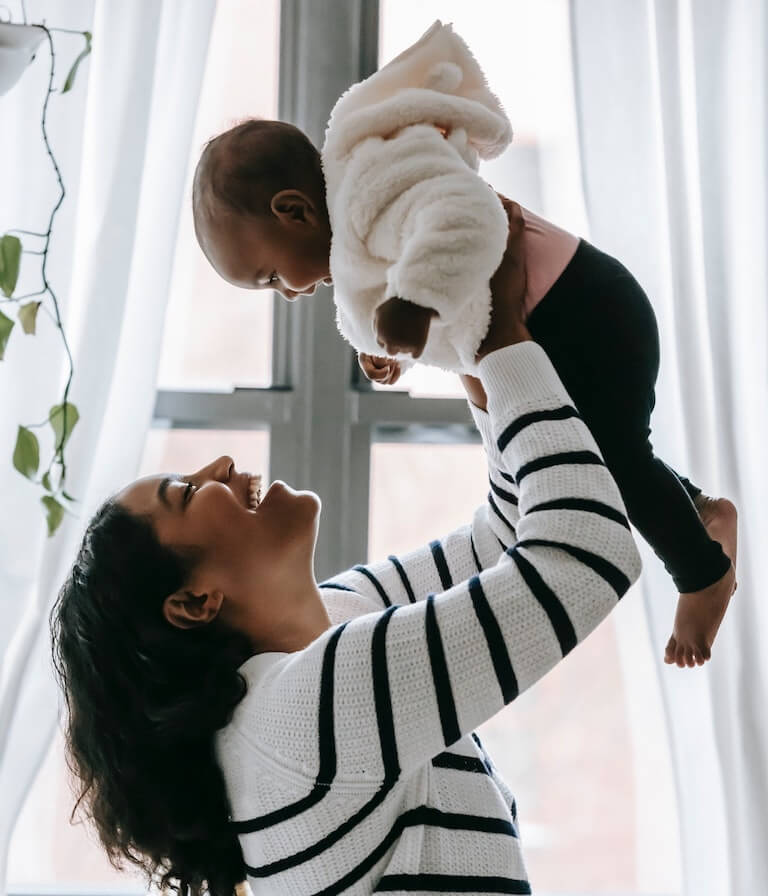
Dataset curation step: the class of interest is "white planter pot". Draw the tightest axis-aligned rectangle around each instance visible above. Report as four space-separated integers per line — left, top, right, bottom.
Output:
0 22 46 96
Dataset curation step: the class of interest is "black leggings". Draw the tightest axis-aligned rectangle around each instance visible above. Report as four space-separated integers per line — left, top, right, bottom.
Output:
525 239 730 594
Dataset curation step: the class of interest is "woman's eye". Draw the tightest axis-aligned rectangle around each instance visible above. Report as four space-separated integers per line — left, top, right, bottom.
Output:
268 272 278 285
182 480 196 503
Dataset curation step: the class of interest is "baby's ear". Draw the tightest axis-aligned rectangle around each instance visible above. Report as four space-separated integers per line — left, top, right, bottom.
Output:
271 189 318 226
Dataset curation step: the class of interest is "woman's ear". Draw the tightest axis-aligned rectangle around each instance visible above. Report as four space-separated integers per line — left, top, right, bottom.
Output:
270 189 319 226
163 590 224 630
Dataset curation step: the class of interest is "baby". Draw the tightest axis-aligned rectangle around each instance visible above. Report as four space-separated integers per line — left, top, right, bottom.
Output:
191 22 737 668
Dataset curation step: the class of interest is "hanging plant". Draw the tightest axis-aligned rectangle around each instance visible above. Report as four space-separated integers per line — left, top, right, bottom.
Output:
0 9 92 535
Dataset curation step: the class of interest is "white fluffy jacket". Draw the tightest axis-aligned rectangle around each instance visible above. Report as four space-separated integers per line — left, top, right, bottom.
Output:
321 20 512 374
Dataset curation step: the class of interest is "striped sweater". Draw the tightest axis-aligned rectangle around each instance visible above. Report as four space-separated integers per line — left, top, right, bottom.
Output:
214 342 643 895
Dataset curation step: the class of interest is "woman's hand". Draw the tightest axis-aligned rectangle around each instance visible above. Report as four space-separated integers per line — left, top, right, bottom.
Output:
358 352 403 386
474 194 531 363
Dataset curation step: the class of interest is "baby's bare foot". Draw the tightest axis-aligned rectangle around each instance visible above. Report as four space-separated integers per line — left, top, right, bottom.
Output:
664 495 738 668
665 563 735 667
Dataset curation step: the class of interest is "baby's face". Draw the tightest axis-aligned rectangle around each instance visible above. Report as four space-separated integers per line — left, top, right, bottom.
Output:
198 203 332 301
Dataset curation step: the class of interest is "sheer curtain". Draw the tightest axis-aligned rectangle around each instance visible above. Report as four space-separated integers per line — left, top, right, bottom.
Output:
569 1 768 893
0 1 216 891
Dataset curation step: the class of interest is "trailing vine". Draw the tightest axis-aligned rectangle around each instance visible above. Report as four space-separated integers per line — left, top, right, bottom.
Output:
0 19 91 535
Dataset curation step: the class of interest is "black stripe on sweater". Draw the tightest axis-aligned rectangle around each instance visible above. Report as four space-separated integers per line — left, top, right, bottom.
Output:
388 554 416 602
497 404 581 453
516 538 632 598
488 491 515 532
507 547 578 656
515 449 604 486
317 623 342 784
496 404 579 452
468 575 519 703
318 582 356 592
471 732 494 775
230 623 349 833
432 751 490 774
373 606 401 778
527 497 630 530
245 806 522 892
353 564 391 606
426 594 461 746
230 785 328 833
377 873 531 893
430 540 453 590
470 533 482 573
489 476 519 505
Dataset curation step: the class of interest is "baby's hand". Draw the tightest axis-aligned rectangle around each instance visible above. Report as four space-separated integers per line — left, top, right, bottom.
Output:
358 352 403 386
374 296 437 359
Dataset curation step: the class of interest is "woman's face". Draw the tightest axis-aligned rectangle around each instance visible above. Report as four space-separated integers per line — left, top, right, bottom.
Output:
116 455 322 642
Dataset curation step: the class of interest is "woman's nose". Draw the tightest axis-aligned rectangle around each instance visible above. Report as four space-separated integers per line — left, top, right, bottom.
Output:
195 455 234 482
216 455 235 481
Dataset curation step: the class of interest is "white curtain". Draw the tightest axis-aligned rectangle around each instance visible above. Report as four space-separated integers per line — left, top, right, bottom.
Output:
0 0 216 891
569 1 768 893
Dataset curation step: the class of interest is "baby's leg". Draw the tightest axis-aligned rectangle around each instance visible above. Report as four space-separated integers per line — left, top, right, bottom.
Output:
526 241 736 666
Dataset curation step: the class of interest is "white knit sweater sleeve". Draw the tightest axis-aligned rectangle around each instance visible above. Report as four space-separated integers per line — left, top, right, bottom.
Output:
234 342 642 785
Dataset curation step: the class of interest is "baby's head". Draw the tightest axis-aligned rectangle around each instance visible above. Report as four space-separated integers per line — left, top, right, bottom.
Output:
192 119 332 300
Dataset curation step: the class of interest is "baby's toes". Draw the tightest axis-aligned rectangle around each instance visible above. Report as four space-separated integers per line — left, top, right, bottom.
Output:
675 641 687 668
664 636 677 664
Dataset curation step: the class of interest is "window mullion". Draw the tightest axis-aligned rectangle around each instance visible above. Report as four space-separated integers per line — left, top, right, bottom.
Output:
269 0 380 580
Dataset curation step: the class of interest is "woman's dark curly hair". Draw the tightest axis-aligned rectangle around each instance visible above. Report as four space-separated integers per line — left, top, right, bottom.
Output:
49 497 255 895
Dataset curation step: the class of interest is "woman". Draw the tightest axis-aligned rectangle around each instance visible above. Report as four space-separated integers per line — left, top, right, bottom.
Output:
50 209 642 895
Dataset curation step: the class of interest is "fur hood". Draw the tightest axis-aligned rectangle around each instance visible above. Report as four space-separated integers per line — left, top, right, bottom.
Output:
323 20 512 166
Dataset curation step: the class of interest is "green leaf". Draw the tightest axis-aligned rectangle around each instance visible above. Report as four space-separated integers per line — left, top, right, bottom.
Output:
41 495 65 536
61 31 92 94
49 402 80 451
0 234 22 297
13 426 40 479
18 301 41 334
42 471 53 492
62 489 77 503
0 309 14 359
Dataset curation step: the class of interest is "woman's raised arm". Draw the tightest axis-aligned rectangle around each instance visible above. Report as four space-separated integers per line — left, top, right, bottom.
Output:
226 342 642 789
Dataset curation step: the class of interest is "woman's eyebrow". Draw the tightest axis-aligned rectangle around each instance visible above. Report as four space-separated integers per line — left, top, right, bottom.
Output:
157 474 182 509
